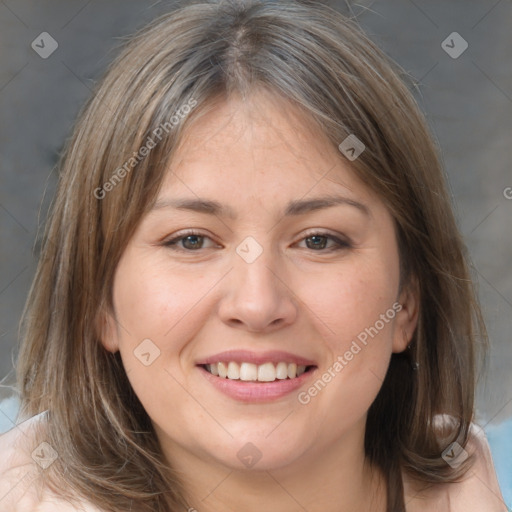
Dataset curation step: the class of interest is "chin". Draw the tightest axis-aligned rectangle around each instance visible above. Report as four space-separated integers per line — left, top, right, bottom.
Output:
212 431 308 472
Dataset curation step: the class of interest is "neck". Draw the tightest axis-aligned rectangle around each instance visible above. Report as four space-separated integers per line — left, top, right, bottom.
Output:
158 419 388 512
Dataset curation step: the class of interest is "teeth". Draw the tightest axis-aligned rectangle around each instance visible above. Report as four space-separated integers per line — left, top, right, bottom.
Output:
257 362 276 382
205 361 311 382
276 362 288 379
227 361 240 379
218 362 228 378
287 363 297 379
239 362 258 381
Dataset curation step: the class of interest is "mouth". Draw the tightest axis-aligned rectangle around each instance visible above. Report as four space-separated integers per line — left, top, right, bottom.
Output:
195 350 318 402
199 361 317 382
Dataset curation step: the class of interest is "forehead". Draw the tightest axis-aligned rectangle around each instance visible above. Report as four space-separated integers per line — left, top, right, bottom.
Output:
159 90 376 209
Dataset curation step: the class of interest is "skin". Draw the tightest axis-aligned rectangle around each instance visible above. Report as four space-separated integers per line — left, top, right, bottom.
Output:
100 88 419 512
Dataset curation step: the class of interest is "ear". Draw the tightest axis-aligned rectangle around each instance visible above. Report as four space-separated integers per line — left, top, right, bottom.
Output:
95 305 120 354
392 275 420 353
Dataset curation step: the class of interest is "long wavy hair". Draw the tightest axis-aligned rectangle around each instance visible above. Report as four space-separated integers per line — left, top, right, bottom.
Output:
16 0 486 510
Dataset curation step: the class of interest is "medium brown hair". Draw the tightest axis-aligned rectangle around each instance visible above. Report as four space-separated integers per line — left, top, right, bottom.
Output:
16 0 487 510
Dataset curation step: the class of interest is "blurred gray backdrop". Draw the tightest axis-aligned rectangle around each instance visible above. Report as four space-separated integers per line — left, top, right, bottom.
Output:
1 0 511 431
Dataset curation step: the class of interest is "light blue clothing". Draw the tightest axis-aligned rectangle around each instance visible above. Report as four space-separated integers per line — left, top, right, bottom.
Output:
0 396 19 434
486 417 512 509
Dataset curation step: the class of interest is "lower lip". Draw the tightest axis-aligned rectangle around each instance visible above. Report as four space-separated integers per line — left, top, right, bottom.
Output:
197 365 317 403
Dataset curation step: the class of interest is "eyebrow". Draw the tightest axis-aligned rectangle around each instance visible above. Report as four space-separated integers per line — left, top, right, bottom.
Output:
151 195 370 219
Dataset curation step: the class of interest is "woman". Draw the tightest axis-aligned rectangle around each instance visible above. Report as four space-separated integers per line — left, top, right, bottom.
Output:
0 0 506 510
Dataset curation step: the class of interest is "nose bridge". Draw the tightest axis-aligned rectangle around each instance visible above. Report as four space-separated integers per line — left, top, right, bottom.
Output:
235 238 278 295
218 234 297 331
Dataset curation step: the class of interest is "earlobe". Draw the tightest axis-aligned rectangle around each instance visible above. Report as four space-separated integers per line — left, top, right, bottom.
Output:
392 276 420 353
95 307 120 353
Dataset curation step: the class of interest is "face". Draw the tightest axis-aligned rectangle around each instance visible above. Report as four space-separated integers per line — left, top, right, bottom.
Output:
101 89 418 475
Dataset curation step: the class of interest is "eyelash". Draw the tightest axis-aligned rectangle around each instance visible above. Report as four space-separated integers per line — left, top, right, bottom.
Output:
162 230 351 253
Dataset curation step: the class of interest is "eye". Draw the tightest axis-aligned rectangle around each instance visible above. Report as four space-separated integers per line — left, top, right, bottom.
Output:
296 231 351 252
162 230 218 251
162 230 351 253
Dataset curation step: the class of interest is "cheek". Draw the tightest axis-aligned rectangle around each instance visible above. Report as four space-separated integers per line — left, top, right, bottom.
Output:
113 257 211 344
304 259 399 403
111 261 212 421
111 257 228 402
313 259 398 342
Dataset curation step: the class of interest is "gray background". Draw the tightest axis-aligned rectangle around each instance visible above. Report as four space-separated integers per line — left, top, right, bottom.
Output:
0 0 511 431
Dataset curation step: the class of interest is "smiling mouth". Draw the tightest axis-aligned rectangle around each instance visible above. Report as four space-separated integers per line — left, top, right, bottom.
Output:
200 362 317 382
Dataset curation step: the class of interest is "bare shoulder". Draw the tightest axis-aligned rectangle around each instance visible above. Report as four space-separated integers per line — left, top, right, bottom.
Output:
0 412 101 512
403 417 508 512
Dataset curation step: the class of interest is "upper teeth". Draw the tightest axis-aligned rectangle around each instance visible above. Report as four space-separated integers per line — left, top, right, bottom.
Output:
206 362 307 381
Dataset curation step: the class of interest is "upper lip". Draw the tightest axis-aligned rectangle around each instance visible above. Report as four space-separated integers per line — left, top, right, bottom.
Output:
196 350 317 367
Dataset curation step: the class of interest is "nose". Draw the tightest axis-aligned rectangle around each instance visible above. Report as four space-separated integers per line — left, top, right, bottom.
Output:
217 243 298 333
